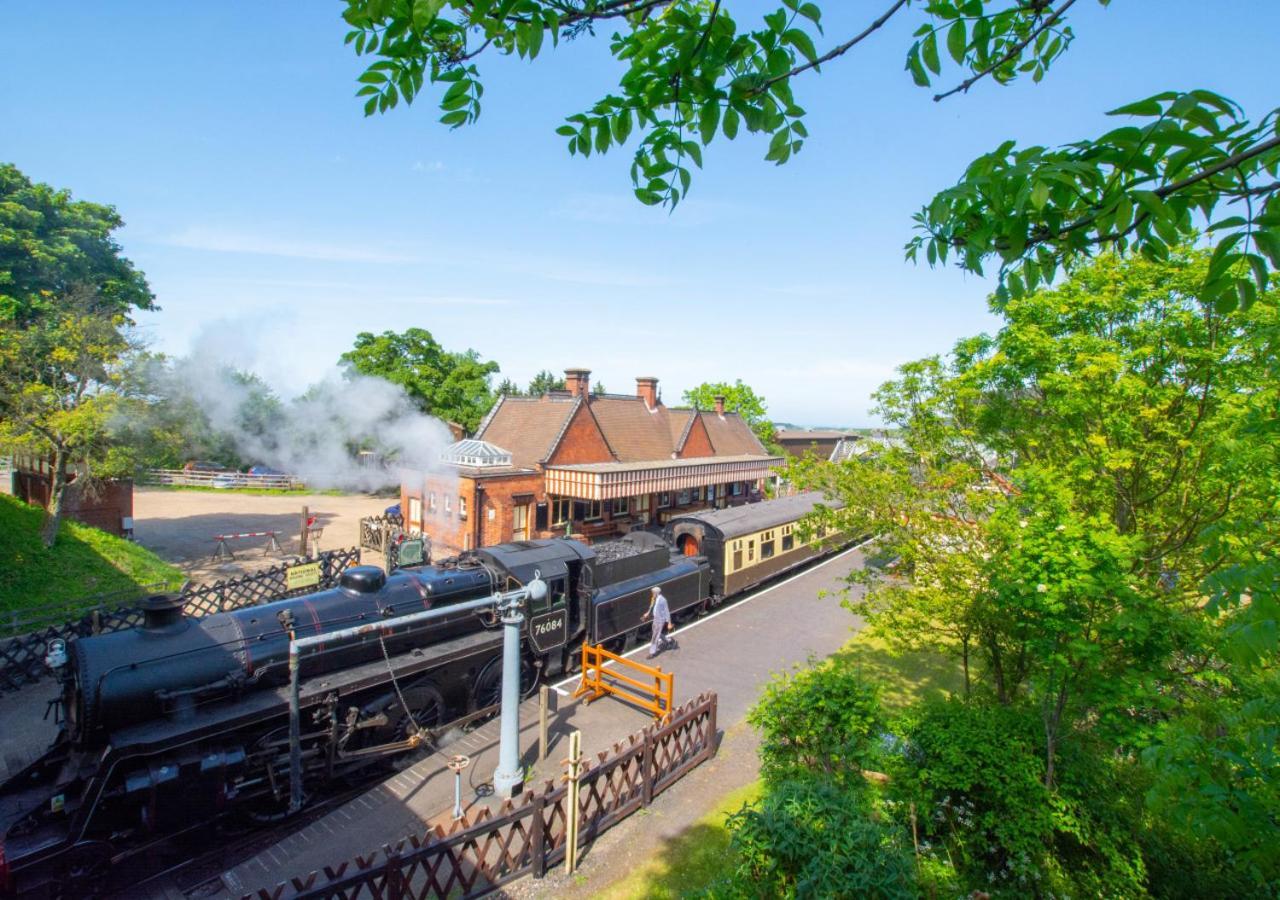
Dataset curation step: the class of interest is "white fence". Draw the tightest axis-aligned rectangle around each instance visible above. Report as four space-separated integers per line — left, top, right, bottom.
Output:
143 469 306 490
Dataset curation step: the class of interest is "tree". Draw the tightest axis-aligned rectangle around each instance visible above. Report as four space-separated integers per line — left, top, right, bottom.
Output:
340 1 1278 309
526 369 565 395
0 163 154 326
683 379 777 446
339 327 499 432
494 376 522 397
0 287 132 546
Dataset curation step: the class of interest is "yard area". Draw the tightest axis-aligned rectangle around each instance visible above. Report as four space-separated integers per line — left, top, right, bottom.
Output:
132 486 392 582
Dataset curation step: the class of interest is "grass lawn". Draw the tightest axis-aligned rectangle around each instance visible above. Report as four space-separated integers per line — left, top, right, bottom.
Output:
0 494 184 624
596 780 763 900
599 630 963 898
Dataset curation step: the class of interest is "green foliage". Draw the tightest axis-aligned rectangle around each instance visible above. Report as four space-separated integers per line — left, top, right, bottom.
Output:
749 660 885 788
0 162 153 325
338 2 1279 306
339 327 499 432
682 379 776 446
0 494 184 618
526 368 565 395
712 777 916 900
894 699 1148 898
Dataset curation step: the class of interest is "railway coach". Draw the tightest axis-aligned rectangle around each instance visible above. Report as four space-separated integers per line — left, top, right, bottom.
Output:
664 491 848 600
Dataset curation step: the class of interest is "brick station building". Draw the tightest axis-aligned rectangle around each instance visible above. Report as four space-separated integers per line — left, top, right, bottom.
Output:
401 369 782 557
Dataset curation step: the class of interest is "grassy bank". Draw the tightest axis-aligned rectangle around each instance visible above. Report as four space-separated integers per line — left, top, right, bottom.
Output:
600 630 963 898
0 494 184 619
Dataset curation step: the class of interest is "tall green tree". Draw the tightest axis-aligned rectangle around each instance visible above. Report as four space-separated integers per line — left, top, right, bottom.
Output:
0 287 133 545
339 2 1278 309
339 327 499 432
0 163 153 325
526 369 565 395
683 379 777 446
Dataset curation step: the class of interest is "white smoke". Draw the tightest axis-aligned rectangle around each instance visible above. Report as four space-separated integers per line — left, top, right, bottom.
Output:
154 324 459 493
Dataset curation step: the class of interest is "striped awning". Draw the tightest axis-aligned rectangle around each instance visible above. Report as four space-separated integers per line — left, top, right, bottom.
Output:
544 455 782 501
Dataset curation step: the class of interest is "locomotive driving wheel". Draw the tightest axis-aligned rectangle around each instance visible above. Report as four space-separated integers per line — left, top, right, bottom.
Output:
470 655 538 713
388 683 446 744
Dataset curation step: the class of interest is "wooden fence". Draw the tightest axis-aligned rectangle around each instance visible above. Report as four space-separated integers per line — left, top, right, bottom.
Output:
243 692 719 900
142 469 306 490
0 547 361 692
359 513 404 553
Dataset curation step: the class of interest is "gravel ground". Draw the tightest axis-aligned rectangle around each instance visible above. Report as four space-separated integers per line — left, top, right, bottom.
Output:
132 487 392 582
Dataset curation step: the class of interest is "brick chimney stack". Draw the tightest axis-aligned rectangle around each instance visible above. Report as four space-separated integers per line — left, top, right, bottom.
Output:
713 395 726 416
636 377 659 411
564 368 591 400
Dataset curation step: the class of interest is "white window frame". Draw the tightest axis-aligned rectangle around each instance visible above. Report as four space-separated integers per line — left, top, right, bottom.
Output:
459 496 468 519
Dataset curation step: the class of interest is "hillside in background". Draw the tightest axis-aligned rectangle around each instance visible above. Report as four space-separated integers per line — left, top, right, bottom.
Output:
0 494 183 617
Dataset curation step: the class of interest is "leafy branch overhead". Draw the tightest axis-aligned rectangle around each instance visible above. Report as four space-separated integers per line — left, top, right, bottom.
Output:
342 0 1279 308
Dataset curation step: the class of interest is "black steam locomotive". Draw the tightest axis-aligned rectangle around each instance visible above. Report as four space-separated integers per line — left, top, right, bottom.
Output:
0 492 845 896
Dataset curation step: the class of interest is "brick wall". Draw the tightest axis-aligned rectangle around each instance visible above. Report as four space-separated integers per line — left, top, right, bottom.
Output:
679 416 715 457
546 403 613 466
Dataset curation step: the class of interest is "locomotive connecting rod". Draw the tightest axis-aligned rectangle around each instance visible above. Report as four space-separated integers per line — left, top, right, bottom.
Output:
287 576 548 814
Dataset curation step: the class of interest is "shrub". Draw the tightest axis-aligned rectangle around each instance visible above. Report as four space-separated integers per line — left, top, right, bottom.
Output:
748 659 886 789
709 777 916 899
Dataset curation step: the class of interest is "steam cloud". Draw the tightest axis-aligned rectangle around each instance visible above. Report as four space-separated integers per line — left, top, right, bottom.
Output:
151 325 458 492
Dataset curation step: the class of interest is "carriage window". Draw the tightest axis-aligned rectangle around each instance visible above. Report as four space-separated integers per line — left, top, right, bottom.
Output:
761 539 775 559
748 540 755 562
782 534 795 551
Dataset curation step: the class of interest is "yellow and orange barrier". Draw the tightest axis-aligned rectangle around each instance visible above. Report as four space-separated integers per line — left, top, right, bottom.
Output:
573 643 674 719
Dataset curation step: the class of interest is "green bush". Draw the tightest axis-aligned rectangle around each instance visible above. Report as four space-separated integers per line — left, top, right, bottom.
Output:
748 659 886 788
893 698 1147 898
708 777 916 900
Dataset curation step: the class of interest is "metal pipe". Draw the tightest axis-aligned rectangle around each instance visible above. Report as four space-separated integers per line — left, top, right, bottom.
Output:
493 592 526 797
286 579 546 814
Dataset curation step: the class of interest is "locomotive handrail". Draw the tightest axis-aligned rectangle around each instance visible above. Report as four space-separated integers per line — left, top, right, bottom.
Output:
573 644 674 719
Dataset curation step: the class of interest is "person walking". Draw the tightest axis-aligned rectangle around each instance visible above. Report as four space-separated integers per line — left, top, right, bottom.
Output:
642 585 673 659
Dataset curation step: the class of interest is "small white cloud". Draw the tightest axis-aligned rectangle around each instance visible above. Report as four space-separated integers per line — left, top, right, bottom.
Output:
412 159 446 172
160 227 419 264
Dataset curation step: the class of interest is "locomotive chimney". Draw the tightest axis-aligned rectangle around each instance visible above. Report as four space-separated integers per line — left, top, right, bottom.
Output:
636 376 659 411
713 395 726 416
141 593 187 631
564 368 591 400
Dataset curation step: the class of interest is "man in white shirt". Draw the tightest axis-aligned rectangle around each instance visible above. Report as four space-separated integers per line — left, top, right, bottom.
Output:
642 585 673 659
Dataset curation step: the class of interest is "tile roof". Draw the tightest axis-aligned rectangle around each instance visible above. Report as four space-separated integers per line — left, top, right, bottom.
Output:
474 395 578 468
474 392 772 471
700 411 769 456
776 429 860 442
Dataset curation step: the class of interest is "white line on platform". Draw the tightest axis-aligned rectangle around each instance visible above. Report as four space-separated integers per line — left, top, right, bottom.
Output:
548 538 871 694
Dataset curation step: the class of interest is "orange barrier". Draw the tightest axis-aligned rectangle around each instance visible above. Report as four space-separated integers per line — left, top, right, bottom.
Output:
573 643 674 719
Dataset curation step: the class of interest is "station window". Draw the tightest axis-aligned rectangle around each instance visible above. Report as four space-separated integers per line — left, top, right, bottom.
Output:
761 539 775 559
634 494 650 513
677 489 691 506
706 484 716 501
444 495 452 514
408 496 422 525
429 492 437 512
572 499 602 521
658 492 672 508
551 497 571 525
459 496 468 519
731 482 744 497
612 497 629 516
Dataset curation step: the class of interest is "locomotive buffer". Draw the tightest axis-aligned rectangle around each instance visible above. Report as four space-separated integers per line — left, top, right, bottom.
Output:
286 576 548 808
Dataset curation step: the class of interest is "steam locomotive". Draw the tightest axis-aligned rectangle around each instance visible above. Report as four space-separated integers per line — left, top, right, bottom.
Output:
0 492 843 896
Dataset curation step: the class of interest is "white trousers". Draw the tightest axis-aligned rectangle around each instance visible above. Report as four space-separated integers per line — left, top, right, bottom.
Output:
649 619 669 656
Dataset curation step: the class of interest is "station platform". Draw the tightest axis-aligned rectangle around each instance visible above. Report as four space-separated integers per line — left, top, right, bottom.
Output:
215 542 869 898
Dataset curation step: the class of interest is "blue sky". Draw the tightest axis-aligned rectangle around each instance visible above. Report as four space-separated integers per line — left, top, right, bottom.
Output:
3 2 1277 425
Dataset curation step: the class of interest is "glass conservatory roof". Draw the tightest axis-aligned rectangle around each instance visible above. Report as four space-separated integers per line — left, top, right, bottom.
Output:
440 439 513 468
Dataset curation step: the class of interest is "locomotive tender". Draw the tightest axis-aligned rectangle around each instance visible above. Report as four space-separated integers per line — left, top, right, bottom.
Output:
0 492 842 896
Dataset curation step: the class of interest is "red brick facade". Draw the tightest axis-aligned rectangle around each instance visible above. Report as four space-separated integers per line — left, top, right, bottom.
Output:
403 370 779 558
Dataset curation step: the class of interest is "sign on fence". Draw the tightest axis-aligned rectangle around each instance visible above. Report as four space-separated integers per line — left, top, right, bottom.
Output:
285 561 322 591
